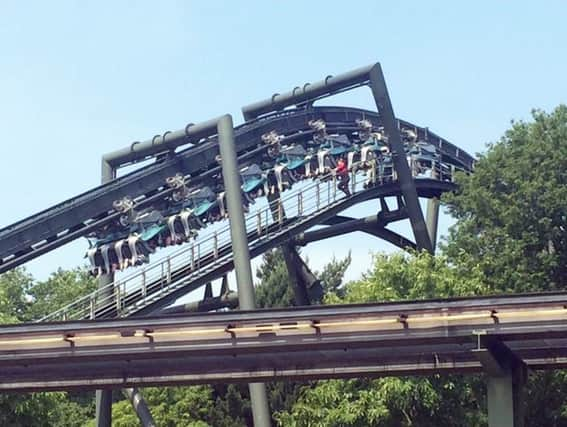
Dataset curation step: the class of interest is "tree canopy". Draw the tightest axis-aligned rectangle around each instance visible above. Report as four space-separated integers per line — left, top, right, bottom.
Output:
443 105 567 293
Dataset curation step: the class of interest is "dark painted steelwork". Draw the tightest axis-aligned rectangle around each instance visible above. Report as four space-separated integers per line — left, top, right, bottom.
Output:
96 165 115 427
95 389 112 427
243 63 433 251
266 192 321 306
368 64 432 252
93 180 455 318
103 117 224 169
0 292 566 391
0 106 473 274
124 388 157 427
426 197 440 251
218 114 272 427
242 64 375 120
294 214 415 250
158 292 238 315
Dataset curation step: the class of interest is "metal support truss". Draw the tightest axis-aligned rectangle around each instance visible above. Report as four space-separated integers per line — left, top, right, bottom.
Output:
242 62 433 253
295 214 415 251
474 336 528 427
295 196 414 250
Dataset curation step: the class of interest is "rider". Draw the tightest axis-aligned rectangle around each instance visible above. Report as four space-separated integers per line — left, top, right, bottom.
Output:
336 157 351 196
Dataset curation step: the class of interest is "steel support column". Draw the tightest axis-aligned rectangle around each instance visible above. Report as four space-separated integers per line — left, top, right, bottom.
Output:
97 161 155 427
218 114 271 427
95 164 115 427
124 388 156 427
281 243 321 304
426 197 440 252
368 64 433 253
95 388 112 427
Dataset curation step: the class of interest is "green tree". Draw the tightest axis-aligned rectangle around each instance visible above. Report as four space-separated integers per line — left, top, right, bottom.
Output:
110 386 216 427
443 105 567 293
280 105 567 426
0 269 95 426
26 267 96 320
277 251 487 427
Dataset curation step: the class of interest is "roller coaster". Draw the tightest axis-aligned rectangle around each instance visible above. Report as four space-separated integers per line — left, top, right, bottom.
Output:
0 63 474 324
3 62 563 427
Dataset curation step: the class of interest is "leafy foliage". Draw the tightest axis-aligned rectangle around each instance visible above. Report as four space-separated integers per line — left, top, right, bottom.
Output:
0 268 96 426
280 105 567 426
278 251 487 426
27 268 97 320
443 106 567 293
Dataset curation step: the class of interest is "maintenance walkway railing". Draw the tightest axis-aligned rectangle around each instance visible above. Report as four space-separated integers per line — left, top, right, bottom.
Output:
40 160 462 322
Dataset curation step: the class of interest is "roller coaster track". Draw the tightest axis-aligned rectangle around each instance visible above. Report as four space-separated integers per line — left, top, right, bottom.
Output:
0 106 473 275
41 174 456 322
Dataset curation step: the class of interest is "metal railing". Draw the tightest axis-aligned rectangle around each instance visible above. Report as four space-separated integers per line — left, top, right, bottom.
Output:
40 158 465 322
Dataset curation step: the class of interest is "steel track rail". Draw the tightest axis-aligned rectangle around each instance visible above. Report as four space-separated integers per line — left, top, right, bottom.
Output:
0 106 473 273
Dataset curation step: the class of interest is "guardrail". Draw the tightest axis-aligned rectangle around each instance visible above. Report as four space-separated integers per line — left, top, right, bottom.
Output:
40 158 466 323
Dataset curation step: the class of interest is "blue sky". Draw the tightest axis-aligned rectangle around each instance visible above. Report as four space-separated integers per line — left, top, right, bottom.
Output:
1 1 566 282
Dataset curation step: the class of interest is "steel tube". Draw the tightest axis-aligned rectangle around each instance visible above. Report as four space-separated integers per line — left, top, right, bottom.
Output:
242 64 375 120
124 388 156 427
157 292 238 315
96 165 115 427
102 116 223 168
217 114 271 427
426 197 440 251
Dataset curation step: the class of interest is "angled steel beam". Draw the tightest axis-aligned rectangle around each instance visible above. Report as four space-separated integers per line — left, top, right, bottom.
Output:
157 291 238 315
426 198 440 252
242 63 433 252
124 388 156 427
294 214 415 251
367 64 433 253
266 193 322 306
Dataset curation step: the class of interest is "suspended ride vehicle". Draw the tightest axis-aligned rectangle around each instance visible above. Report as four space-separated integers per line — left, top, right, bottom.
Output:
240 164 268 203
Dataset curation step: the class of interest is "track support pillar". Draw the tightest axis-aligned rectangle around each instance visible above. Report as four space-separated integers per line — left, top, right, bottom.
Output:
487 367 526 427
426 197 440 252
124 388 156 427
218 114 271 427
474 337 527 427
368 64 433 253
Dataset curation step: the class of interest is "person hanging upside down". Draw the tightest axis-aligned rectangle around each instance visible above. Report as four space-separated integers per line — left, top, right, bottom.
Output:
335 157 351 196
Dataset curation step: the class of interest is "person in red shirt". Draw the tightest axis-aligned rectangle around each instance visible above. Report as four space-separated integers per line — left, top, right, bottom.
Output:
335 157 351 196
